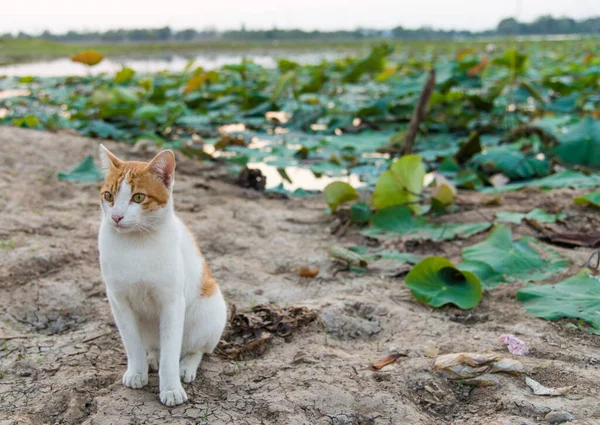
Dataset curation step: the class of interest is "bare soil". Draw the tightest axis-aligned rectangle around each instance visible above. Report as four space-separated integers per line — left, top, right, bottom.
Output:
1 127 599 425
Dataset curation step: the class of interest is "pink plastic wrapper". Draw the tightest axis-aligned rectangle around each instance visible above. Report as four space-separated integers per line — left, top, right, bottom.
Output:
499 334 528 356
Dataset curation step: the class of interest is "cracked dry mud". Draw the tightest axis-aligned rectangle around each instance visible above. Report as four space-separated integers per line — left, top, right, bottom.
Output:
1 127 599 425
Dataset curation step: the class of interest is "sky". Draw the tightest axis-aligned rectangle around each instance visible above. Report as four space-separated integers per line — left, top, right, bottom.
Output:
3 0 599 34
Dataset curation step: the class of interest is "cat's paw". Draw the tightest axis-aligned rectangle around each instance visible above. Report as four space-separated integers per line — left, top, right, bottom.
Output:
180 366 197 383
122 370 148 389
160 386 188 406
148 353 159 372
179 353 202 383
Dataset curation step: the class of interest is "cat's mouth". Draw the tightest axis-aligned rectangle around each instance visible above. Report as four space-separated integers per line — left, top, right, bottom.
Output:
111 221 132 231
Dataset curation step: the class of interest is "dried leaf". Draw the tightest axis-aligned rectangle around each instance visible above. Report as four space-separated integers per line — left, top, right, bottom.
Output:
454 132 481 164
526 377 574 396
371 352 407 370
329 246 368 267
456 48 474 61
463 374 500 387
523 218 547 233
544 231 600 248
71 50 104 66
482 195 503 206
467 57 489 77
292 351 319 364
586 250 600 275
183 71 218 94
215 134 246 150
434 352 523 379
299 266 319 278
216 304 318 360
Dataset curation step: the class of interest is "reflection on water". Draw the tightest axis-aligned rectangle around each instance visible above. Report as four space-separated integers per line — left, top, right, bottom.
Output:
248 162 365 192
195 143 365 192
0 51 347 77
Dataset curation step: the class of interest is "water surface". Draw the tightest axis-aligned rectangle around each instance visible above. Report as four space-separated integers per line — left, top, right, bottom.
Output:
0 51 348 77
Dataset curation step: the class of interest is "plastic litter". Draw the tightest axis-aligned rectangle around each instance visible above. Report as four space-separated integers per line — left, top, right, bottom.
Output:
526 377 574 396
499 334 528 356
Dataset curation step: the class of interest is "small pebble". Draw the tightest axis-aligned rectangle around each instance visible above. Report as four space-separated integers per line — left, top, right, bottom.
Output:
545 410 575 424
222 365 238 376
374 306 389 316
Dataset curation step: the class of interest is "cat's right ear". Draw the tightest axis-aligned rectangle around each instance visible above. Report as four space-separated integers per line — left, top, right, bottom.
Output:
99 144 122 173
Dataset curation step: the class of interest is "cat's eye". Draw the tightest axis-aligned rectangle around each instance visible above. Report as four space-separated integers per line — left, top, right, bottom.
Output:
132 193 146 203
103 192 114 202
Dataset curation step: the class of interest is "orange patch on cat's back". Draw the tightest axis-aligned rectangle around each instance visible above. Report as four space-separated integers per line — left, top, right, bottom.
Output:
200 262 219 298
101 161 170 210
185 225 219 298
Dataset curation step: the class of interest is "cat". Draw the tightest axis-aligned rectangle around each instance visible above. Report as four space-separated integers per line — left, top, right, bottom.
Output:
97 144 227 406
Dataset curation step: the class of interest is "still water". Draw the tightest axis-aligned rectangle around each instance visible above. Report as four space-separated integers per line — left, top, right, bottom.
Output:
0 50 367 191
248 162 365 192
0 51 348 77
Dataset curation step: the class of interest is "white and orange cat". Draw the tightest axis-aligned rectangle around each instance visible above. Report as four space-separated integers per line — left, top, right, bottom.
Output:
97 144 226 406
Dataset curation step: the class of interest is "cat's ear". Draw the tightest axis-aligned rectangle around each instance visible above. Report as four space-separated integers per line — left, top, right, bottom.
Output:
99 144 122 173
147 150 176 188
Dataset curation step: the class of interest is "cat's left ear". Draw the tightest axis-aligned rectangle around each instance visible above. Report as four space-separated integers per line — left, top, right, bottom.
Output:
147 150 176 188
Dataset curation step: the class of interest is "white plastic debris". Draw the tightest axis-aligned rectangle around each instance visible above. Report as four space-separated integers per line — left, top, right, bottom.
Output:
526 377 574 396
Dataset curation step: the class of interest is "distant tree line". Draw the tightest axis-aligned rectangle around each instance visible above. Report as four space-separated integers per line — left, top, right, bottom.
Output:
2 15 599 43
495 16 599 35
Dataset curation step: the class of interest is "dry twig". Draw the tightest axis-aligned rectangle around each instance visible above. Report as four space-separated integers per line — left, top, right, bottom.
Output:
403 69 436 154
0 335 33 341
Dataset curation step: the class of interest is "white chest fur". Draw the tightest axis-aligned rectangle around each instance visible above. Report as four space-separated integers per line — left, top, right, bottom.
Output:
99 215 182 292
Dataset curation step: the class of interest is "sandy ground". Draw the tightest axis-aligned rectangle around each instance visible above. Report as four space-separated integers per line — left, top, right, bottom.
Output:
1 127 599 425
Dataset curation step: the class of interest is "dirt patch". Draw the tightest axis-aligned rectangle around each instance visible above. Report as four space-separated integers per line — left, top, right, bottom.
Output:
1 127 599 425
320 301 385 340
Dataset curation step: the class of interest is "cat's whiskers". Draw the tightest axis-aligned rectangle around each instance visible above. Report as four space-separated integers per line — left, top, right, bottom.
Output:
133 222 155 235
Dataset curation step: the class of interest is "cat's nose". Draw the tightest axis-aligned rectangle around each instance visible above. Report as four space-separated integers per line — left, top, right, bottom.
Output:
111 214 124 224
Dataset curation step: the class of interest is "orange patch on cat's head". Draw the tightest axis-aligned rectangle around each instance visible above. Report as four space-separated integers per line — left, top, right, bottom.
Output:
99 145 175 211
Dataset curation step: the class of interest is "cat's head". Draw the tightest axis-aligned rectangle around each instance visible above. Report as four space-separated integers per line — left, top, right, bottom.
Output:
99 144 175 233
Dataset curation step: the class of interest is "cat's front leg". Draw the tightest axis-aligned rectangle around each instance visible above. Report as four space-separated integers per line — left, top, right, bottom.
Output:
108 294 149 389
158 297 188 406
